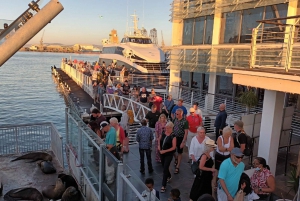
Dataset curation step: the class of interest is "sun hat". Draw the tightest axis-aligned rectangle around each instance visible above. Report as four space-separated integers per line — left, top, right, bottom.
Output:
99 121 109 130
231 147 244 157
205 139 217 148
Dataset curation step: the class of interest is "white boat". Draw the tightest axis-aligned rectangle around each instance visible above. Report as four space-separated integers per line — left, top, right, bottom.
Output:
99 14 169 75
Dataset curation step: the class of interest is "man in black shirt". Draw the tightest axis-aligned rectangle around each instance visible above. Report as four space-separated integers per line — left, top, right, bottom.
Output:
214 103 227 142
145 105 161 135
122 80 131 98
233 120 247 153
139 87 149 107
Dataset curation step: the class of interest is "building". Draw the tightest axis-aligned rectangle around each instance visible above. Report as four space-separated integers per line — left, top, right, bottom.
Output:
169 0 300 173
73 44 94 51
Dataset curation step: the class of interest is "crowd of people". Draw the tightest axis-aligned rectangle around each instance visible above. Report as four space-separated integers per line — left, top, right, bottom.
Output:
134 100 277 201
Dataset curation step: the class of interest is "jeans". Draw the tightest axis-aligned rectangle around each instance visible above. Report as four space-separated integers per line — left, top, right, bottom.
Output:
139 149 153 171
160 153 173 187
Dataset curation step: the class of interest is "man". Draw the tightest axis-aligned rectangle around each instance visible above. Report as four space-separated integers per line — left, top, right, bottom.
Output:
122 80 131 98
145 105 161 134
233 120 247 153
100 121 116 150
163 95 174 119
214 103 227 141
136 119 154 174
173 108 189 174
192 102 203 119
171 99 187 119
217 148 245 201
139 87 150 107
186 107 202 162
91 108 106 126
152 93 163 112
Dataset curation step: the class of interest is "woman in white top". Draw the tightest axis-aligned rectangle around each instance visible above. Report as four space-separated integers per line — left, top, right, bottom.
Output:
189 127 211 163
215 126 234 170
119 105 129 153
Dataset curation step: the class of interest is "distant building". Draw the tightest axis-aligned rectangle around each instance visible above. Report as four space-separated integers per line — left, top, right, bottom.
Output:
29 45 39 51
73 44 94 51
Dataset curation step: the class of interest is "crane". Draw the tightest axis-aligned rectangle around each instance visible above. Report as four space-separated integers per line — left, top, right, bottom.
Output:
161 30 165 48
39 29 45 51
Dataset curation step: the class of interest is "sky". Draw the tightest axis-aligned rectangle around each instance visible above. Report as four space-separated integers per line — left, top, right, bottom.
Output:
1 0 173 46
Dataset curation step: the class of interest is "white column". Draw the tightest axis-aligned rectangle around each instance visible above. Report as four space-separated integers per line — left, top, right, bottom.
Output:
206 73 217 111
258 90 285 174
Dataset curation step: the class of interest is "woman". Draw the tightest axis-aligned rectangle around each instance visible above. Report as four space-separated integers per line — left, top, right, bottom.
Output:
97 83 106 105
250 157 276 200
215 126 234 170
109 117 125 153
189 127 211 164
92 82 98 104
119 105 129 153
155 114 167 162
130 85 139 102
189 139 217 201
158 121 177 193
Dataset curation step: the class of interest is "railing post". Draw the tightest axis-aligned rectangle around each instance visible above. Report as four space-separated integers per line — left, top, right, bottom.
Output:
285 24 295 72
116 162 124 201
15 127 19 153
99 144 105 201
191 91 194 105
250 24 259 68
78 121 82 165
65 107 69 144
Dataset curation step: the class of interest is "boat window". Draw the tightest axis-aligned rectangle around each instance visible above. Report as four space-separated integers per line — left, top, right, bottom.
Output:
128 38 152 44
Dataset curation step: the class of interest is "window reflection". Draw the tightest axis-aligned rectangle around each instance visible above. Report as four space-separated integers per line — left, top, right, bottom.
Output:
224 11 241 43
240 7 263 43
180 71 190 87
193 17 205 44
192 72 201 88
217 76 233 95
182 19 194 45
205 15 214 44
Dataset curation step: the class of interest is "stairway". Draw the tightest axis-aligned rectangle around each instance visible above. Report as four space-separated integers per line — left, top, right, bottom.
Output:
128 123 141 145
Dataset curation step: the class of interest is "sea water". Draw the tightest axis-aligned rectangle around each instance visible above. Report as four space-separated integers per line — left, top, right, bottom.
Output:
0 51 99 136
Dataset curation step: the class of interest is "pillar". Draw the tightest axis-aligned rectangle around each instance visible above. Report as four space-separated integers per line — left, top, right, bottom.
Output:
258 90 285 174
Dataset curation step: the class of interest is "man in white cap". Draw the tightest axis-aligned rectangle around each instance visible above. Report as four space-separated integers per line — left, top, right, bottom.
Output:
186 107 202 163
217 147 245 201
100 121 116 150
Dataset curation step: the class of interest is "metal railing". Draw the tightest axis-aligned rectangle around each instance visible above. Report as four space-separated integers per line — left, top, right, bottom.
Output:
250 19 300 72
66 107 149 201
0 122 63 167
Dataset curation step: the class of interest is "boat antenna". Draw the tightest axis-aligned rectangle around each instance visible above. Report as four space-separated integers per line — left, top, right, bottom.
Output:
142 0 145 27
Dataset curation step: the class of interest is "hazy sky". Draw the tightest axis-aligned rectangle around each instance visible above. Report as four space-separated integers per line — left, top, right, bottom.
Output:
1 0 173 45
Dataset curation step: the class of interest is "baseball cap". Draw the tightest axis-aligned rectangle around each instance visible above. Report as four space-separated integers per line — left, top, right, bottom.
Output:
99 121 109 130
231 147 244 157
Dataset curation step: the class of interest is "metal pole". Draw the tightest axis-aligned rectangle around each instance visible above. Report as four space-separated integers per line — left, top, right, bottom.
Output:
0 0 64 67
99 144 105 201
65 107 69 144
116 163 124 200
78 121 82 166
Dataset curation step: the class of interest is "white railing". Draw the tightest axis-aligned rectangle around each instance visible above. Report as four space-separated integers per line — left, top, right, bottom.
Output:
0 122 63 167
103 94 151 122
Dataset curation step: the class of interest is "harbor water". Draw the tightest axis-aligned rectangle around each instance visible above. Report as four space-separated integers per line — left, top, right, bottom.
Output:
0 51 99 136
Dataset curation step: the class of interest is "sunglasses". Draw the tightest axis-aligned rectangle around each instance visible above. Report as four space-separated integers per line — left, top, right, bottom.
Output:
235 155 244 159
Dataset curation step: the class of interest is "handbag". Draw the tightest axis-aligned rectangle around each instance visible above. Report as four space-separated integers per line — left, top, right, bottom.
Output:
191 158 202 177
109 146 120 160
233 190 244 201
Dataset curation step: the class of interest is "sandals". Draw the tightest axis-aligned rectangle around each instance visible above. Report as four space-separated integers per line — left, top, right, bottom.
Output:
174 167 180 174
174 158 178 166
160 186 166 193
167 176 172 183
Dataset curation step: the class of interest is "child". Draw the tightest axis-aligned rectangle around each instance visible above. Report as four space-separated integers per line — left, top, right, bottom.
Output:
141 178 160 201
168 188 181 201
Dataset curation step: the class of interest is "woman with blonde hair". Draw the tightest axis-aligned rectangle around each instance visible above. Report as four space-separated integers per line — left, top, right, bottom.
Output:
155 113 167 162
215 126 234 170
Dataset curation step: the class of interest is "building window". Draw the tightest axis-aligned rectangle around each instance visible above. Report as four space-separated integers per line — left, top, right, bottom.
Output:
224 11 241 43
180 71 190 87
183 15 214 45
192 72 202 88
182 19 194 45
193 17 205 44
216 75 233 96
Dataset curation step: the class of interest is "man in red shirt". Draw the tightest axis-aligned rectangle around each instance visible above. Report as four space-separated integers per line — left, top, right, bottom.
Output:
152 93 163 112
186 108 202 163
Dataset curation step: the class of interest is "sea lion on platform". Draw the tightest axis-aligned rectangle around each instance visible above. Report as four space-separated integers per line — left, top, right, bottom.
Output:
58 173 79 190
42 178 65 200
11 152 52 162
61 186 80 201
4 187 43 201
37 160 56 174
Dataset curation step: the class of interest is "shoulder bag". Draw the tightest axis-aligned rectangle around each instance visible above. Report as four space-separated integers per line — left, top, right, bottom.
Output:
191 156 202 177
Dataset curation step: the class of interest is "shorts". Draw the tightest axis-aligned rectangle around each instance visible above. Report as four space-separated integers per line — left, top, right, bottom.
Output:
176 137 184 154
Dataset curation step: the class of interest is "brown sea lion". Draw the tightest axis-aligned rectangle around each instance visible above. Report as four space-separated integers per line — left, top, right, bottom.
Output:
37 160 56 174
42 178 65 200
4 187 43 201
11 152 52 162
58 173 79 190
61 186 80 201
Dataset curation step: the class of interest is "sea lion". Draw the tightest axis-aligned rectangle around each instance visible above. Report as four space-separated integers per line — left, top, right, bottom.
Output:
61 186 80 201
11 152 52 162
42 178 65 200
58 173 79 190
37 160 56 174
4 187 43 201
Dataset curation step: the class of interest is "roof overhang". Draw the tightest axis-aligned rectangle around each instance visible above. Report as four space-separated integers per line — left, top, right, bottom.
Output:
226 69 300 94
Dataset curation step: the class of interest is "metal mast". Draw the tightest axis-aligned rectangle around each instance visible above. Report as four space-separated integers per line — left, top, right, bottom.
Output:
149 28 157 45
161 30 165 48
39 29 45 51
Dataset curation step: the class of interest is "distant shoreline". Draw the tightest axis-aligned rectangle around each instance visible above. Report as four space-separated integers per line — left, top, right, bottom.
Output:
19 49 101 55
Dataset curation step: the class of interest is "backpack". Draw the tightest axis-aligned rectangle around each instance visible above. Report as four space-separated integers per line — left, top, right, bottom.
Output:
236 131 253 156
